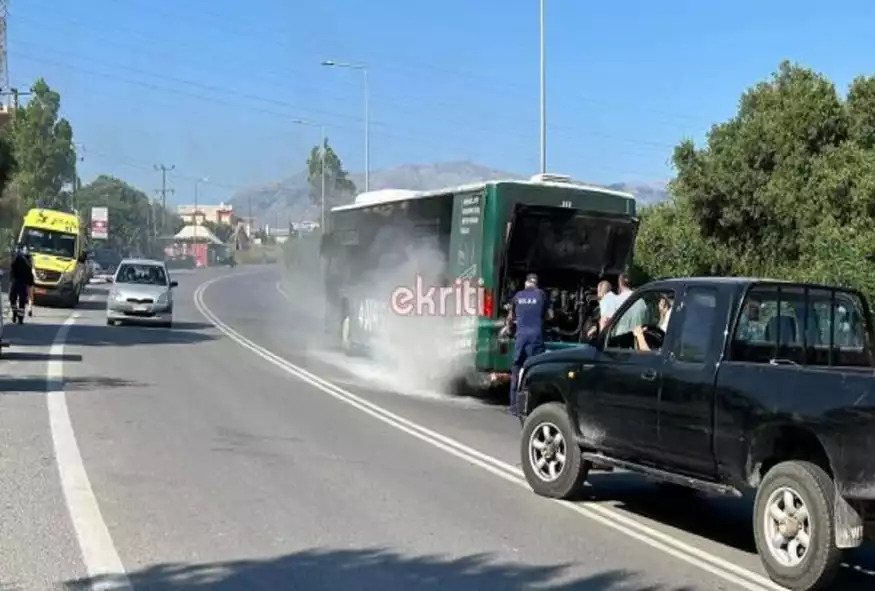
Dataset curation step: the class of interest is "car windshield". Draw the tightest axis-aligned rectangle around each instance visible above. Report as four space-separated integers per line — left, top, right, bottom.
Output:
20 227 77 259
115 263 168 286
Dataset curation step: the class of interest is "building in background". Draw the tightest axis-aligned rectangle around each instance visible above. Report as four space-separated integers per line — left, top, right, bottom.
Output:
176 202 234 226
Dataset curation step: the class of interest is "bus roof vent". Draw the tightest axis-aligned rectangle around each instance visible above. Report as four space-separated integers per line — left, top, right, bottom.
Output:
529 173 573 184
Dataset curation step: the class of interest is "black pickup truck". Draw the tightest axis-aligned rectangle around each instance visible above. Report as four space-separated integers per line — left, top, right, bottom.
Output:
515 277 875 591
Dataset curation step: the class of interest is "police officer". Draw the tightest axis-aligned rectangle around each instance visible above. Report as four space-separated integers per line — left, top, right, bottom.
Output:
506 273 552 415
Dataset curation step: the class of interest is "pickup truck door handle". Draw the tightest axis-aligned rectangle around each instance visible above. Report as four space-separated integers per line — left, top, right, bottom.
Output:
641 368 657 381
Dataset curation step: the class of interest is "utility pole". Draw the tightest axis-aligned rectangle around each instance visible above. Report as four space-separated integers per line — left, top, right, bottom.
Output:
248 194 253 238
0 87 32 111
539 0 547 175
153 164 175 233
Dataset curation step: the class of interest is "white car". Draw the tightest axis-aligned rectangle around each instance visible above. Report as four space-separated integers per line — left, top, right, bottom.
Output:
105 258 177 327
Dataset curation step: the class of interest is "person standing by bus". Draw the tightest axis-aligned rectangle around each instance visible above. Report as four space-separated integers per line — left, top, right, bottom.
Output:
505 273 553 415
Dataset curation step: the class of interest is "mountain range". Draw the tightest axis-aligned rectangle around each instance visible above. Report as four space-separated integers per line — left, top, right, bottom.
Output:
226 161 669 226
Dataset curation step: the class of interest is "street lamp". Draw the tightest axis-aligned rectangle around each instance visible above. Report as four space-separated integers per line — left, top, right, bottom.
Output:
292 118 327 231
539 0 547 175
321 59 369 192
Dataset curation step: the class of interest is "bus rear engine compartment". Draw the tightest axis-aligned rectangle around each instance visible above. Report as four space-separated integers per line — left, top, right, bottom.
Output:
500 273 603 342
498 204 636 344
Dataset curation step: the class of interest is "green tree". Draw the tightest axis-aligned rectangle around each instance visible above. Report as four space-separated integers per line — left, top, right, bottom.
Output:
306 138 357 209
0 132 18 249
0 132 15 196
637 61 875 300
7 79 77 209
75 175 179 254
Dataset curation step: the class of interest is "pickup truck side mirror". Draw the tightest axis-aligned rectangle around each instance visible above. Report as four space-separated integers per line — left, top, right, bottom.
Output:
170 280 178 288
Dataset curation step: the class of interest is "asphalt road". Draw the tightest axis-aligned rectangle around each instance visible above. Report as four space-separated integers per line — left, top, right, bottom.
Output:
1 265 873 590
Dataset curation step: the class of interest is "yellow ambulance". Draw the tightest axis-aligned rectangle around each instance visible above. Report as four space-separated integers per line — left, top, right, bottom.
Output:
17 208 88 307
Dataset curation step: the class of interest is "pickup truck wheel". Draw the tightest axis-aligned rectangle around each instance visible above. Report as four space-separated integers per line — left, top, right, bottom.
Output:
753 460 843 591
521 402 589 500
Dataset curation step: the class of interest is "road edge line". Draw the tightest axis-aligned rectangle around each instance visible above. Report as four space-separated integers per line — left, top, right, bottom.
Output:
47 306 132 590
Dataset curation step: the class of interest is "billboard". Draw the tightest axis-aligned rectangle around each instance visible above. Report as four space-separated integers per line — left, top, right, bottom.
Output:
91 207 108 240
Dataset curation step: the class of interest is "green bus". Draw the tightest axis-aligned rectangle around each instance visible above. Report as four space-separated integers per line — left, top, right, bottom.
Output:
319 174 638 389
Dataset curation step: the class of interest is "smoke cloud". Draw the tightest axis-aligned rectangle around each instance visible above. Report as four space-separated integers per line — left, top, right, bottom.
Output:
279 232 479 400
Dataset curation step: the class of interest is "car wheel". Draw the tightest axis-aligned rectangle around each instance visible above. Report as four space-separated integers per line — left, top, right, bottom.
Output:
753 460 843 591
520 401 589 500
106 319 118 326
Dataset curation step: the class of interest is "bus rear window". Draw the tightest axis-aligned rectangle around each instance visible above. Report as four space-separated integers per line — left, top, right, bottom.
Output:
507 207 633 272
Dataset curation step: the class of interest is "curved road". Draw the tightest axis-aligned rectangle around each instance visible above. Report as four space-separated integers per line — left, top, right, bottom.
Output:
1 266 873 590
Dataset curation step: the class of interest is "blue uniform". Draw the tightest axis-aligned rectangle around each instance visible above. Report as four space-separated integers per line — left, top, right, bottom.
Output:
508 287 549 413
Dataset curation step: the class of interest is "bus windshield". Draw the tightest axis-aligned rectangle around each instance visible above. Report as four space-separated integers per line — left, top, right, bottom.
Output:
20 227 77 259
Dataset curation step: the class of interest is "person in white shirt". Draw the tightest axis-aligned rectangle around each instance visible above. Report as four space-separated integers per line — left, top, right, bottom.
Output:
612 273 647 337
586 280 618 338
614 272 634 307
597 280 618 330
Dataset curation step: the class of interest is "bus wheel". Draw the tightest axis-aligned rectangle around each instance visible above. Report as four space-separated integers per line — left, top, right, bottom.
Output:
340 316 352 354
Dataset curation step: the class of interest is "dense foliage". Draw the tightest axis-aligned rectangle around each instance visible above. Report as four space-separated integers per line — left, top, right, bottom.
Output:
634 61 875 301
76 175 183 255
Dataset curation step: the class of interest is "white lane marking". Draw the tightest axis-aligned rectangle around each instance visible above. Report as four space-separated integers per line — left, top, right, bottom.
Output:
48 308 132 590
195 275 786 591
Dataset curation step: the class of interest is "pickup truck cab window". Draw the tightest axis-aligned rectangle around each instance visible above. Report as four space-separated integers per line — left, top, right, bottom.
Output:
672 287 718 364
730 285 874 367
605 288 676 353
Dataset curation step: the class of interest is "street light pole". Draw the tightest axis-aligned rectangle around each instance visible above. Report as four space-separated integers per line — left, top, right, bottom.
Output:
321 59 369 192
539 0 547 175
292 119 327 231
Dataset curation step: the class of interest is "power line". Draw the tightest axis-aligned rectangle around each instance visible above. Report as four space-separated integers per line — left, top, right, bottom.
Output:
10 13 699 139
94 0 700 125
9 47 677 161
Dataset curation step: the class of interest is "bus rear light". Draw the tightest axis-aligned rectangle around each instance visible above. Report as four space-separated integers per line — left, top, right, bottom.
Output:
482 289 494 318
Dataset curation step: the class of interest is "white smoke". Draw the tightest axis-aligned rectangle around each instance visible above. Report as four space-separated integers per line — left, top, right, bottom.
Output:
281 232 479 400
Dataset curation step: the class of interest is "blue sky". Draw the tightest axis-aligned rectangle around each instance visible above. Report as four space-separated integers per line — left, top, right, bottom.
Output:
7 0 875 206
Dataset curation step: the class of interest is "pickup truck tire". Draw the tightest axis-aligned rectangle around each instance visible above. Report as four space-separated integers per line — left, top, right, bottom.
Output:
521 402 589 500
753 460 843 591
